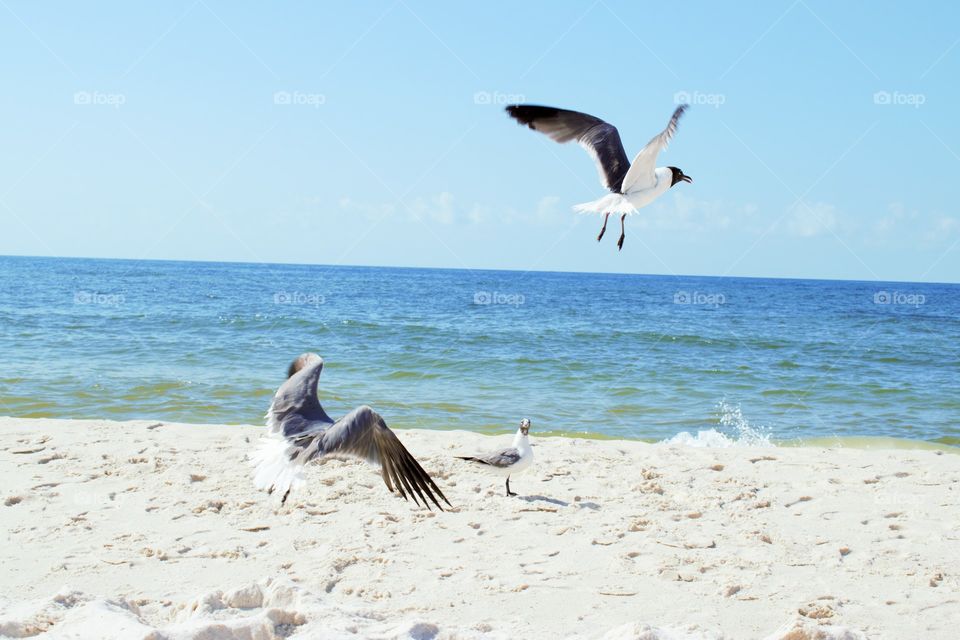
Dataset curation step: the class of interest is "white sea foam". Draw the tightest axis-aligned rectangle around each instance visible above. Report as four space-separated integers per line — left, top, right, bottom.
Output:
662 400 773 448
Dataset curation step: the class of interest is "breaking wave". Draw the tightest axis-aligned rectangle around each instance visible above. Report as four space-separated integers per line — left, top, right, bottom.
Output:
661 399 774 448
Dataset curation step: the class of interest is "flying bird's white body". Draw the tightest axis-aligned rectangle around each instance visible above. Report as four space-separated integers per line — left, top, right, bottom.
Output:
574 166 674 215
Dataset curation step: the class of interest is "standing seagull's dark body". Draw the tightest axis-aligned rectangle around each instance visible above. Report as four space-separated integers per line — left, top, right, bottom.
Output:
251 353 450 510
506 104 692 250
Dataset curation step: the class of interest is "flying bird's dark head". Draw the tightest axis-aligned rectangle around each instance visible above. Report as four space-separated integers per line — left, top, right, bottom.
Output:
287 352 321 378
519 418 531 435
668 167 693 187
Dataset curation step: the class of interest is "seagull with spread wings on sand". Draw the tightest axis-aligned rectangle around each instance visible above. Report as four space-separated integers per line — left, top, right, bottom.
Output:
251 353 450 510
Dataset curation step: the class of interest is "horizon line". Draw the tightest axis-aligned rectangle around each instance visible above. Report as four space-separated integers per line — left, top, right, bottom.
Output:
1 251 956 287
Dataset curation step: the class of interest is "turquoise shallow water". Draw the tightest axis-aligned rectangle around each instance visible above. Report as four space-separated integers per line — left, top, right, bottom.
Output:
0 255 957 446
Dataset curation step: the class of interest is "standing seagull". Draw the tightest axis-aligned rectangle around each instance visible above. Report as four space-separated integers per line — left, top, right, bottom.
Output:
506 104 692 250
456 419 533 497
251 353 450 510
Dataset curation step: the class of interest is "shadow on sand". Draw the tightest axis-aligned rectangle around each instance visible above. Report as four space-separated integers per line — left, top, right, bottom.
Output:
518 495 600 510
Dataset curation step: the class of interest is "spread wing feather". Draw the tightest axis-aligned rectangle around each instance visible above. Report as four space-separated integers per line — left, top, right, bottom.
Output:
620 104 688 193
506 105 631 193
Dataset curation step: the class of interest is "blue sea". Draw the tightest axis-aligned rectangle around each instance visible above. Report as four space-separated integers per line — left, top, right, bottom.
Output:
0 255 957 446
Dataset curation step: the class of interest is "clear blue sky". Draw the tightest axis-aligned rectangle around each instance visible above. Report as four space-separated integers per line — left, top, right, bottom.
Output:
1 1 958 282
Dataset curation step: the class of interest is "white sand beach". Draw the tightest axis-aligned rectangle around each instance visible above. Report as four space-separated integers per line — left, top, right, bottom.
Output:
1 417 957 639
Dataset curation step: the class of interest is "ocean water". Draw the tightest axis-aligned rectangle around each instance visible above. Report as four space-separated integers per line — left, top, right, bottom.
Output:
0 255 957 446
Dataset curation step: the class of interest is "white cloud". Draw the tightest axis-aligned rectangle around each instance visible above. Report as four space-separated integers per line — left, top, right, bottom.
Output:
866 202 959 244
536 195 561 222
785 201 837 238
331 193 564 227
466 203 488 224
636 192 758 233
871 201 918 237
407 192 455 225
336 196 396 221
927 213 960 240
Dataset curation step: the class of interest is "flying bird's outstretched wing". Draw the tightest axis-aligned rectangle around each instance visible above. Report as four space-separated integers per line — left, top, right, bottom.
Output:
456 447 521 468
620 104 688 194
506 105 630 193
319 406 451 510
252 352 449 510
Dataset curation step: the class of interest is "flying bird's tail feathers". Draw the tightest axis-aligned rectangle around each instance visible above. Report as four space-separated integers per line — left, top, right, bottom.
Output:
250 407 320 500
573 193 637 215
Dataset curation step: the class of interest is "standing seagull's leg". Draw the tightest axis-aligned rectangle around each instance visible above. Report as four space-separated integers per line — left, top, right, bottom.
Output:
597 212 611 241
617 214 627 251
505 476 517 497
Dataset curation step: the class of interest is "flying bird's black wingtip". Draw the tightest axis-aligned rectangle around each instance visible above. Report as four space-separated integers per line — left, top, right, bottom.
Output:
504 104 527 125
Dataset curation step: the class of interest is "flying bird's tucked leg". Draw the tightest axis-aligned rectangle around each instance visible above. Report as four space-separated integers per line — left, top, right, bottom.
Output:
617 214 627 251
506 476 517 497
597 212 611 241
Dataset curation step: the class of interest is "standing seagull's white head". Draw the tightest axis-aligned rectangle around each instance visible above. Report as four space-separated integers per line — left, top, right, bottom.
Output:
519 418 531 435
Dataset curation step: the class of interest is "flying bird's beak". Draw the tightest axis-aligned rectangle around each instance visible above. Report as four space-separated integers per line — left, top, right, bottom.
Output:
681 175 693 184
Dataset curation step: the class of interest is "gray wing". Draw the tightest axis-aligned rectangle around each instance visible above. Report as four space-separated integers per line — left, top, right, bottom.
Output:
506 104 630 193
317 405 450 510
268 352 335 438
620 104 688 193
459 447 521 468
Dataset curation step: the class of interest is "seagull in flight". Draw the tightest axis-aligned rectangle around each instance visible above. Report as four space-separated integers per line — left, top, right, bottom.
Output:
251 353 450 510
506 104 692 250
456 419 533 497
